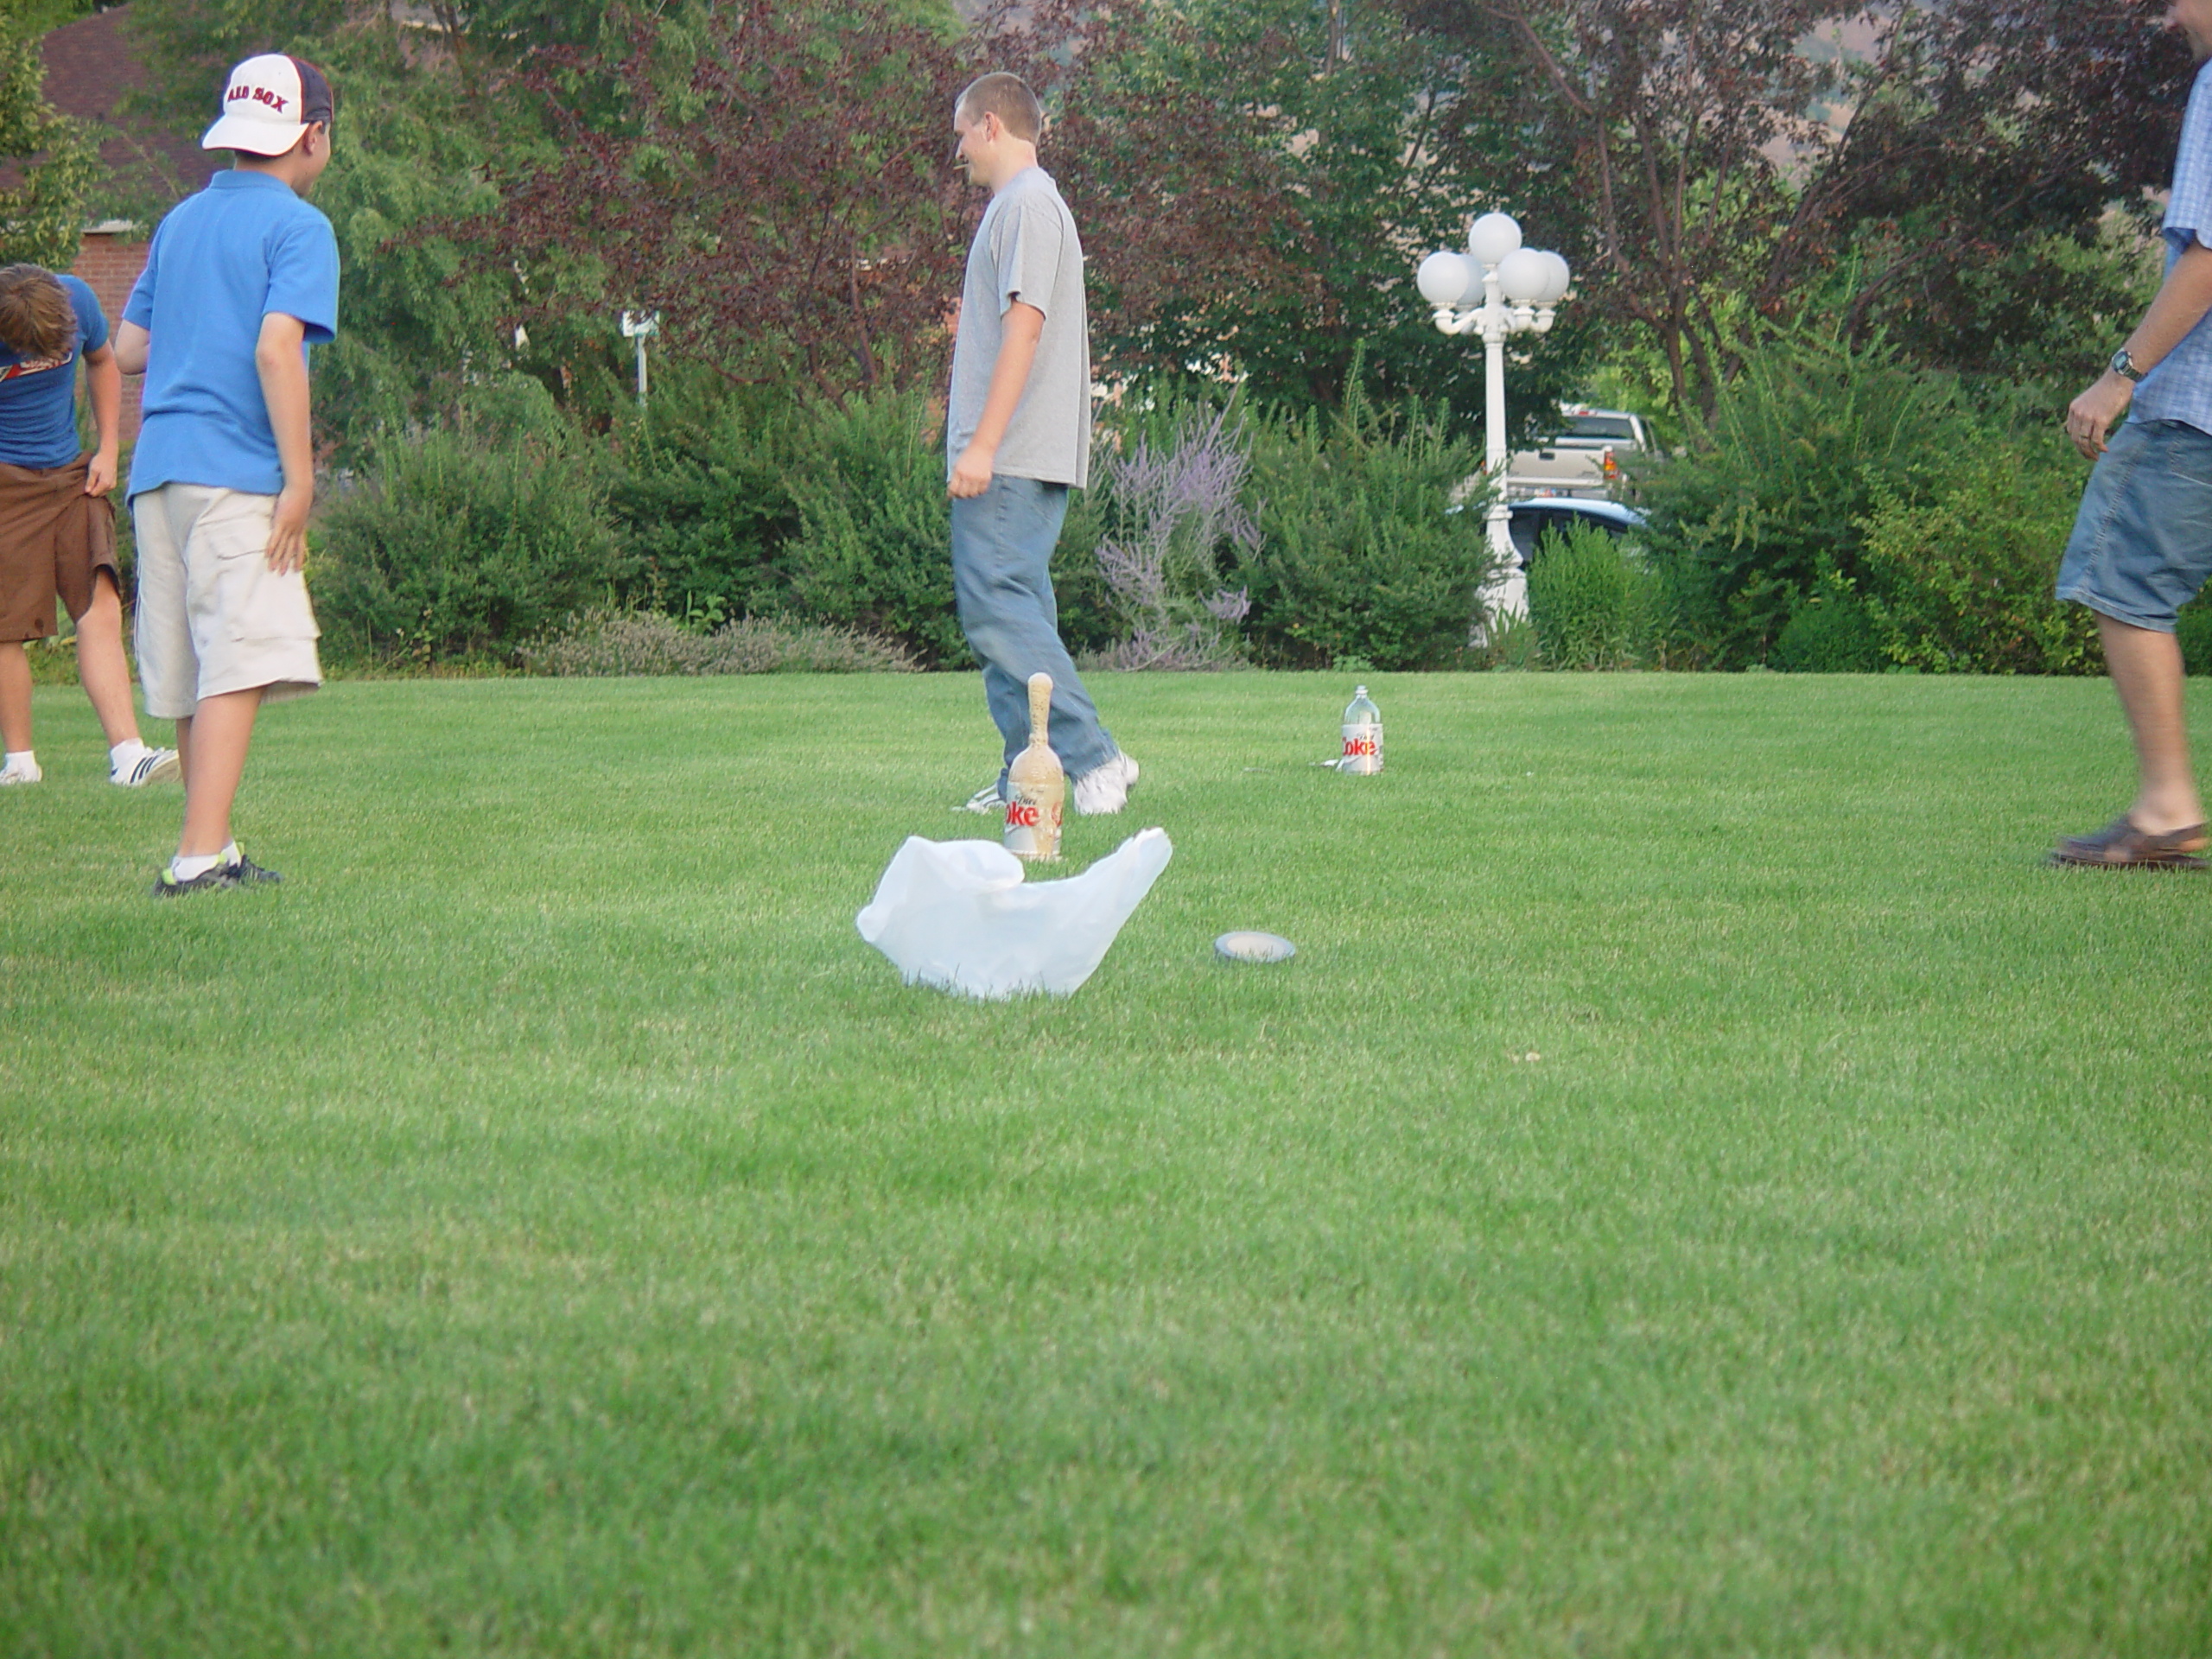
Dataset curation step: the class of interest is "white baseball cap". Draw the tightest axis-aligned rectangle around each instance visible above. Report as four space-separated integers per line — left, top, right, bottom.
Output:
200 54 335 156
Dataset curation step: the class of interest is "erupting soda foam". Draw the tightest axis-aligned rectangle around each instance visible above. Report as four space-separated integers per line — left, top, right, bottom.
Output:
1005 672 1065 860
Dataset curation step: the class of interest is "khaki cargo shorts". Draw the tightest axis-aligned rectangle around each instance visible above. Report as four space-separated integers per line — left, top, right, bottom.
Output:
132 482 321 721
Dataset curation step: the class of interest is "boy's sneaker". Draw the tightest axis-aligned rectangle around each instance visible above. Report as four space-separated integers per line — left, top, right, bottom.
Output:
0 756 41 785
221 849 282 885
151 864 237 899
1073 751 1140 816
111 747 181 787
958 781 1007 814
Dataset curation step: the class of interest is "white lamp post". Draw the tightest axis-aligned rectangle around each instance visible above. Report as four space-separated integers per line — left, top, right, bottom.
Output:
1416 213 1572 620
620 309 661 406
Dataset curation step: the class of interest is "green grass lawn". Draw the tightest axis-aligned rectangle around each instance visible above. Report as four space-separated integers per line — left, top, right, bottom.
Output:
3 671 2209 1656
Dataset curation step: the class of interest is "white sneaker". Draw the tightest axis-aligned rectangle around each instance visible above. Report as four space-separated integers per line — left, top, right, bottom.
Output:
957 781 1006 815
1073 751 1140 816
111 747 181 787
0 757 40 785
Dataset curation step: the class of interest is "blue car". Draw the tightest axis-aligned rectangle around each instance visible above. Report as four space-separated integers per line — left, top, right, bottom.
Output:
1508 497 1646 565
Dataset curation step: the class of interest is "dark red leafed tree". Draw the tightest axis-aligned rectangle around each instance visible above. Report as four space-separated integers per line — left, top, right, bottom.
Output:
492 1 973 400
990 0 1325 390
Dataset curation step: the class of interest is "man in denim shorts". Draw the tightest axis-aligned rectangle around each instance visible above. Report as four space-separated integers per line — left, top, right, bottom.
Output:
2054 0 2212 868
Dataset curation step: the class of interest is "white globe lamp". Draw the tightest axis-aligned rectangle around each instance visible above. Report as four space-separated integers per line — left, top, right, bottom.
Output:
1533 250 1572 303
1497 247 1550 306
1466 212 1522 268
1416 250 1479 309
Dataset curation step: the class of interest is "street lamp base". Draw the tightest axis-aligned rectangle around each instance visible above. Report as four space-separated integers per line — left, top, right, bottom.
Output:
1486 563 1529 622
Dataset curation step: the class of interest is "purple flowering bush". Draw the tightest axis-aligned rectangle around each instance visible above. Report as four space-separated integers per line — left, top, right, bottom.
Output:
1084 405 1261 671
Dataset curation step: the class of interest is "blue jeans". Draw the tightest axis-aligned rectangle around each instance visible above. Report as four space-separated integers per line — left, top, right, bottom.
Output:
950 474 1116 784
2057 418 2212 632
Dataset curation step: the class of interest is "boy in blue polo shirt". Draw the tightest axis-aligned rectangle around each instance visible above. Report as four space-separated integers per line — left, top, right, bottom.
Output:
112 53 339 896
0 264 179 787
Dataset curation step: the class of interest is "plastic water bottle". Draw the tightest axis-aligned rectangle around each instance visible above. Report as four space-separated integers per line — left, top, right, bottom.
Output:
1339 685 1382 774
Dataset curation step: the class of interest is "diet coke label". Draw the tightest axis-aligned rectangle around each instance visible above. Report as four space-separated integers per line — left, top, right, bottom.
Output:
1003 788 1063 860
1340 721 1382 774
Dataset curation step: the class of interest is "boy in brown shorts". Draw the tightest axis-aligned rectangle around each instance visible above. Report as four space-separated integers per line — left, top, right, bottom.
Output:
0 264 179 788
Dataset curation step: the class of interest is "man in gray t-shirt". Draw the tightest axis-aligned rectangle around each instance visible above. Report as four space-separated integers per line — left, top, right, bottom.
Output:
947 73 1136 817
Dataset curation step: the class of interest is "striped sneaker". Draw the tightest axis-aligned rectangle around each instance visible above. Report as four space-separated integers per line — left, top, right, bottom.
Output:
957 780 1006 814
111 747 181 786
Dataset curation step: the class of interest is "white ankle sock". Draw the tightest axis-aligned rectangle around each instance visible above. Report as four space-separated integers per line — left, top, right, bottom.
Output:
111 740 146 764
219 841 240 866
4 750 34 771
170 852 222 881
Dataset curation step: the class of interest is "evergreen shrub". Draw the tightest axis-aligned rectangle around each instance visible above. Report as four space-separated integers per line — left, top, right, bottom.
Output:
1240 380 1496 668
1856 442 2101 674
1637 331 1982 666
315 379 631 663
781 391 969 667
1770 584 1883 672
609 380 799 623
1525 519 1667 670
2178 599 2212 677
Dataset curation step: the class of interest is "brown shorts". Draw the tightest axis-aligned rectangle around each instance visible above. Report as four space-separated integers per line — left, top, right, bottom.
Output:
0 457 118 644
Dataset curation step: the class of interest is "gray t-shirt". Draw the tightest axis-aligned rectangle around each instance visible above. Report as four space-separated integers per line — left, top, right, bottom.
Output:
947 166 1091 489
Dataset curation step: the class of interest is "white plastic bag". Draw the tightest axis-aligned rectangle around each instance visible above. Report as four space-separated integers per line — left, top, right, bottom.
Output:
855 828 1173 1000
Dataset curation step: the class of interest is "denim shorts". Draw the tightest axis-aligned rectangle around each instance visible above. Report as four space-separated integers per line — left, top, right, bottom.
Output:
2056 417 2212 632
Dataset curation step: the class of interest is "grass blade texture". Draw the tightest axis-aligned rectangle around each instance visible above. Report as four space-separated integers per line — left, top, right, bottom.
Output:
3 672 2209 1656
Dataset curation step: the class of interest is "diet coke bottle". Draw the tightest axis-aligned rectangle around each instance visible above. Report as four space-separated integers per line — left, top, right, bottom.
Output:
1340 685 1382 775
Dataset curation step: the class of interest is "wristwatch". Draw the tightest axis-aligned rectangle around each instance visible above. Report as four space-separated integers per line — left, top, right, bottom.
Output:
2111 346 2145 382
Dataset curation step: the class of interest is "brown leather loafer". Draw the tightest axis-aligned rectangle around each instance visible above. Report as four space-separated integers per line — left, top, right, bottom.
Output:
2048 816 2209 870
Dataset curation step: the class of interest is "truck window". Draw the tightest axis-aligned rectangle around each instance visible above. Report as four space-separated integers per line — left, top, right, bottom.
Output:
1563 415 1638 441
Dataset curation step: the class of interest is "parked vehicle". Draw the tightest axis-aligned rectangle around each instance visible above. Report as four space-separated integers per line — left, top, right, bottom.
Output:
1507 407 1652 500
1508 497 1646 564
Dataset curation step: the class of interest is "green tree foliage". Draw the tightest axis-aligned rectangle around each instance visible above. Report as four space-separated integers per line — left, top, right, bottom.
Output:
312 44 518 443
122 0 615 124
1636 328 1982 665
1856 442 2102 676
0 13 102 270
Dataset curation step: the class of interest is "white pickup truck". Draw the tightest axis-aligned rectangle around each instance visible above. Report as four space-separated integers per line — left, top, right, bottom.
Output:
1507 407 1652 500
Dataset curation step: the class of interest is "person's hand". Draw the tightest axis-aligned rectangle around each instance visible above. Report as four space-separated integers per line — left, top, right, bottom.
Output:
265 481 313 574
2068 372 2136 460
948 444 995 499
86 446 117 496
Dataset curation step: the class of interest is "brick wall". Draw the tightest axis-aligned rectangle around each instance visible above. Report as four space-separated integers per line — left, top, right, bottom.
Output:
69 228 149 443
